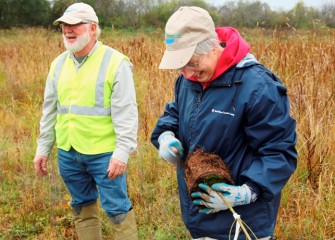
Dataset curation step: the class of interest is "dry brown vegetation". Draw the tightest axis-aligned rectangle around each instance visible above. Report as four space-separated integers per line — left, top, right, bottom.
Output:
0 27 334 239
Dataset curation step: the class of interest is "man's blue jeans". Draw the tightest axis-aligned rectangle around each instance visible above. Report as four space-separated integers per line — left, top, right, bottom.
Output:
58 147 132 218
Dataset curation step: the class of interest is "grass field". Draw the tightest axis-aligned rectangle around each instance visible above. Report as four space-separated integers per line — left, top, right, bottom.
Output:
0 27 334 239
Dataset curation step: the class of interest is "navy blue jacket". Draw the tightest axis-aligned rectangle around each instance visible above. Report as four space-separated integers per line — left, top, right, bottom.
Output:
151 55 297 239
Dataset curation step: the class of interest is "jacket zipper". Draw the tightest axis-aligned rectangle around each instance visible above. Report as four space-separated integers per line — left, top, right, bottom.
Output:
197 92 203 107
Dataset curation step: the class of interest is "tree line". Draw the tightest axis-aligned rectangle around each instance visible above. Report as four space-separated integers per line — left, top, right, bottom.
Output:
1 0 335 30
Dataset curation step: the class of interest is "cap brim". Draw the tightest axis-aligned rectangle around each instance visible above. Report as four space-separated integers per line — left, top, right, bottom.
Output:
53 15 83 25
159 45 196 69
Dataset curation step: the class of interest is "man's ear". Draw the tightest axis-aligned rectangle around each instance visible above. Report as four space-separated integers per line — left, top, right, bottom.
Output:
90 23 97 36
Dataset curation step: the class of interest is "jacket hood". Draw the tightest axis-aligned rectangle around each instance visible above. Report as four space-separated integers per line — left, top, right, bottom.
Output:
212 27 250 78
236 53 259 68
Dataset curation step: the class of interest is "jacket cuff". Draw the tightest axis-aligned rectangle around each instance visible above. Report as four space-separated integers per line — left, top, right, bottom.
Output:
36 145 52 157
245 181 261 202
111 148 129 164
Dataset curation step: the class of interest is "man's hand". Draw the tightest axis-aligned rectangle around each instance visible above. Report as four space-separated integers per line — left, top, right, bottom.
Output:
158 131 184 165
107 158 127 180
33 155 49 176
191 183 252 214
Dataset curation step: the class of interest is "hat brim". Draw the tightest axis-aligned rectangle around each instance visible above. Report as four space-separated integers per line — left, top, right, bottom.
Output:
159 45 197 69
53 15 83 25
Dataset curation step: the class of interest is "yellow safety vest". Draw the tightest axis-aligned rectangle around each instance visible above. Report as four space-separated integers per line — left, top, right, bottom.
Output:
48 44 128 154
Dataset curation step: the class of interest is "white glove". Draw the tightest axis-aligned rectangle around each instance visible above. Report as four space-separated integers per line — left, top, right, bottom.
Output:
191 183 252 214
158 131 184 165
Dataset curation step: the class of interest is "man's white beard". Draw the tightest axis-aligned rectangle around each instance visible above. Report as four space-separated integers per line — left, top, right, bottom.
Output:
63 29 91 53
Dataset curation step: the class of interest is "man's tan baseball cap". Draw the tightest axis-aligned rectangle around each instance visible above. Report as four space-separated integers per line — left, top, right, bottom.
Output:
53 2 98 25
159 6 215 69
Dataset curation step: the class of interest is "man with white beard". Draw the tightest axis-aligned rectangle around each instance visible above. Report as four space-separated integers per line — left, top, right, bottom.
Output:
33 3 138 240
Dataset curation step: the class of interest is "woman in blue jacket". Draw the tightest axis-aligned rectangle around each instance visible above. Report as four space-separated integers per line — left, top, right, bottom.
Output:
151 6 297 240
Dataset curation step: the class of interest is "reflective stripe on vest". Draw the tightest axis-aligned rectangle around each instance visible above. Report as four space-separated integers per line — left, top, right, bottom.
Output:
52 48 114 116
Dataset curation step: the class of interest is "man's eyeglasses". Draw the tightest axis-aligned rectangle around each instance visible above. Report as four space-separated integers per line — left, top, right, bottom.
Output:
59 22 91 29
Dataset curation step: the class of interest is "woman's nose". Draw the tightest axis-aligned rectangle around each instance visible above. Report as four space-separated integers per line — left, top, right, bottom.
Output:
182 68 196 78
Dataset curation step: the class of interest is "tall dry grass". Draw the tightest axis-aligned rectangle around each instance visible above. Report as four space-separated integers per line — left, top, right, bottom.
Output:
0 27 334 239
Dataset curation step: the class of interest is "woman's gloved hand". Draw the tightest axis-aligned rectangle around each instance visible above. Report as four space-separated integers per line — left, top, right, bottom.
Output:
191 183 252 214
158 131 184 165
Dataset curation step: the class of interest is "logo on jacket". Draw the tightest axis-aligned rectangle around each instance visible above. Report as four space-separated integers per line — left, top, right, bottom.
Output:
212 109 235 117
